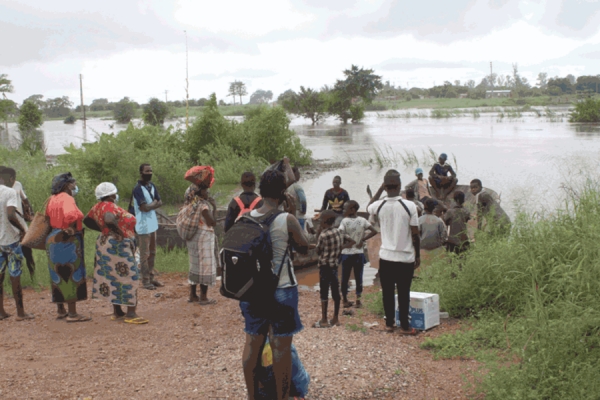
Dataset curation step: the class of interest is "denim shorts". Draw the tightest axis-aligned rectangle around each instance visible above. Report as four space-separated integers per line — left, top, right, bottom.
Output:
240 286 304 337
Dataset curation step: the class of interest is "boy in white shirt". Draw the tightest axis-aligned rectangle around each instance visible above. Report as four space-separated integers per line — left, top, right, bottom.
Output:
339 200 377 308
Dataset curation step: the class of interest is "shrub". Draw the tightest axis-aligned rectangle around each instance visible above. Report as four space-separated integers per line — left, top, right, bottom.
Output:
569 98 600 122
142 98 170 126
63 115 76 124
113 97 137 123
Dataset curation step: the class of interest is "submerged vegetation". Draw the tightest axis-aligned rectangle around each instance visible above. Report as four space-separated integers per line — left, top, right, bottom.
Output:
569 97 600 123
403 185 600 398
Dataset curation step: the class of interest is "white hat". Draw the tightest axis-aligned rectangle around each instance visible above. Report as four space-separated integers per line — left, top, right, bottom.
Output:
95 182 118 200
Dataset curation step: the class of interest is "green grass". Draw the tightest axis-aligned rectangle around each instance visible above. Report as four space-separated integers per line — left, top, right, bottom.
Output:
371 95 579 110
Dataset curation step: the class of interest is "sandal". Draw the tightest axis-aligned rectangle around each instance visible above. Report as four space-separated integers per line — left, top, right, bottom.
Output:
397 327 418 336
343 301 354 308
198 299 217 306
151 280 164 287
313 321 332 328
124 317 149 325
143 284 156 290
56 313 68 320
16 314 35 321
384 326 395 333
66 314 92 323
110 315 125 321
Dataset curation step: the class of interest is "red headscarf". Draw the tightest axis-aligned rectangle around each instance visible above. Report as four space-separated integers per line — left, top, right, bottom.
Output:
184 166 215 188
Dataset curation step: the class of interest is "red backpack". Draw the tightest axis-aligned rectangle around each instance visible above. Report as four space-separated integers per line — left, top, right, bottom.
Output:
234 196 262 221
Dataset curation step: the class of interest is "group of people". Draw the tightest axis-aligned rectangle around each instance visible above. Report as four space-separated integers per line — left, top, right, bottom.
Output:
0 154 510 399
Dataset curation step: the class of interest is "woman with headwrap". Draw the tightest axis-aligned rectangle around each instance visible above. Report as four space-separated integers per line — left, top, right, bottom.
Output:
428 153 458 201
84 182 148 324
46 172 90 322
182 166 218 305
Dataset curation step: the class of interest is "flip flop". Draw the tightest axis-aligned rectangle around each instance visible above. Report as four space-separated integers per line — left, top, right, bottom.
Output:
313 321 332 328
110 315 125 321
66 315 92 323
124 317 149 325
198 299 217 306
56 313 68 320
15 314 35 321
397 327 418 336
0 314 11 321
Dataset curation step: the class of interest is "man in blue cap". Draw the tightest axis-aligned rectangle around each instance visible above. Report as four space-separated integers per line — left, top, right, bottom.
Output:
405 167 432 203
428 153 457 201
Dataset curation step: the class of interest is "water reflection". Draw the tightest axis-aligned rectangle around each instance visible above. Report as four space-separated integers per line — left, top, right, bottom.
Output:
572 124 600 138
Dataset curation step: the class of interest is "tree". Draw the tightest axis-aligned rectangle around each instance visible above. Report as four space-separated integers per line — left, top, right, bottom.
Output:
537 72 548 89
0 74 13 94
18 101 44 132
18 101 45 154
44 96 73 118
0 74 14 129
569 98 600 122
228 82 237 105
113 97 136 123
466 80 476 90
325 90 353 124
235 81 248 104
566 74 576 85
293 87 328 125
249 89 273 104
90 98 109 111
142 98 169 126
576 75 600 93
454 80 461 86
334 65 383 104
548 77 574 94
277 89 296 109
23 94 45 109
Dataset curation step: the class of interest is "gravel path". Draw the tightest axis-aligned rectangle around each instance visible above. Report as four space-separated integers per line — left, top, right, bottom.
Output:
0 273 476 399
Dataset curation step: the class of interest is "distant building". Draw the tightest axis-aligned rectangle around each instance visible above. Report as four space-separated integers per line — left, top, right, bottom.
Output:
486 90 512 98
458 93 468 99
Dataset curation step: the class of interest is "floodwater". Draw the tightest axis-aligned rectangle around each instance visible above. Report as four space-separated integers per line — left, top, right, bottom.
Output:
4 109 600 287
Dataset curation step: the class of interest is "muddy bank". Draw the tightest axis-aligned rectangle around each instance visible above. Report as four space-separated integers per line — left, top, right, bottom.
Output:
0 273 475 399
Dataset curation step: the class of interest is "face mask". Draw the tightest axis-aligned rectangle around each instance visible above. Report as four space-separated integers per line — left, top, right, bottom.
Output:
142 173 153 182
115 194 120 203
72 185 79 196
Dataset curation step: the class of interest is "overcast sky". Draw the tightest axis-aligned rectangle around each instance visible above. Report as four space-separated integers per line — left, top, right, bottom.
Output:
2 0 600 105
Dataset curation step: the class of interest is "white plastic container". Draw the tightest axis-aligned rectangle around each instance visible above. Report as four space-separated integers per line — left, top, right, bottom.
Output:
395 292 440 331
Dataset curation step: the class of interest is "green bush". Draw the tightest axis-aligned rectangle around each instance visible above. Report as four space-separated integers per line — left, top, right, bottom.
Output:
142 98 170 126
113 97 137 123
410 189 600 398
63 115 76 124
569 98 600 122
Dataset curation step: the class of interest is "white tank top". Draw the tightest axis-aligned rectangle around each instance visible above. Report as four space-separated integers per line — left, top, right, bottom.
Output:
249 210 296 288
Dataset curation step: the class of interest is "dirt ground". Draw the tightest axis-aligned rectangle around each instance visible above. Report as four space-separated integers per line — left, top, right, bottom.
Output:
0 273 478 400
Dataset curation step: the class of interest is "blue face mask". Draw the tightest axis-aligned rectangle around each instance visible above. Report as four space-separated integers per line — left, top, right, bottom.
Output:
72 185 79 196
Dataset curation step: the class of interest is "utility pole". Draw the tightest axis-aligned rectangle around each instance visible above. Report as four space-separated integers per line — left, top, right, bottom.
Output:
185 30 189 130
490 62 494 98
165 90 168 103
79 74 86 129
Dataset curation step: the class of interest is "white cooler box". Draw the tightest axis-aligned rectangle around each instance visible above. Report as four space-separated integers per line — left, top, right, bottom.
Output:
395 292 440 331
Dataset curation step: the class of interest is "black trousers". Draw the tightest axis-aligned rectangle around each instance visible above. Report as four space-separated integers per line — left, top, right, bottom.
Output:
379 259 414 330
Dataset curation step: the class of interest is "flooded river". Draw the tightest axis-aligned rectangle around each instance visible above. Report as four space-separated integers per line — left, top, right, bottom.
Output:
4 109 600 287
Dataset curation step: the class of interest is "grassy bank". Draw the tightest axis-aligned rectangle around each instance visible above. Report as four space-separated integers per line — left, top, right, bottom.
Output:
383 188 600 398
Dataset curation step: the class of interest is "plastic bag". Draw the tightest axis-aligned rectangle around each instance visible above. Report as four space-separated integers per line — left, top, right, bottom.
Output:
257 339 310 399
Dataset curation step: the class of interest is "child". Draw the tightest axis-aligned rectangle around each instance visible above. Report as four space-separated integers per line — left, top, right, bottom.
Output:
405 167 432 203
338 201 377 309
419 199 448 251
314 210 355 328
405 188 424 217
444 191 471 254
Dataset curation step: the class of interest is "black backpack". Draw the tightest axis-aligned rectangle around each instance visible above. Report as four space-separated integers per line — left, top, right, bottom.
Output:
219 209 290 303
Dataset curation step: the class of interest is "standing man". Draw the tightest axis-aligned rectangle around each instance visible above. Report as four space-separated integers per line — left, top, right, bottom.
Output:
470 179 511 236
287 167 307 230
0 167 35 277
132 163 164 290
320 175 350 227
224 172 263 233
367 174 420 335
0 167 33 321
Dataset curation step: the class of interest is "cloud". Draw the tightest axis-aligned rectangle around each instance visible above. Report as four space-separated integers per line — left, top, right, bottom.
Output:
581 50 600 59
376 59 465 71
191 69 277 81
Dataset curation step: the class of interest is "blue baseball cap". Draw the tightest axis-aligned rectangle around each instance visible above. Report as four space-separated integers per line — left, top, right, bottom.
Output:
415 168 423 175
439 153 448 160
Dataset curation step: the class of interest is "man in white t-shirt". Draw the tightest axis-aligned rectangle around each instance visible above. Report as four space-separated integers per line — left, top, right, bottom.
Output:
339 200 377 308
2 168 35 277
367 174 420 335
0 167 34 321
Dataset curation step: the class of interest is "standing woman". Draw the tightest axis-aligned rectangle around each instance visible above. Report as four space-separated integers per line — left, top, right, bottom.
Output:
184 182 218 305
46 173 90 322
85 183 147 324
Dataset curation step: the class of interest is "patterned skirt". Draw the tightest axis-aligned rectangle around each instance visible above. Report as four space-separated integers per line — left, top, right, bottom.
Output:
93 235 139 306
187 228 216 286
46 228 87 303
